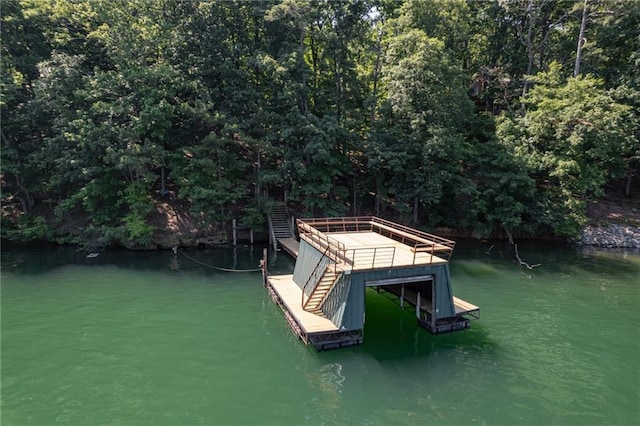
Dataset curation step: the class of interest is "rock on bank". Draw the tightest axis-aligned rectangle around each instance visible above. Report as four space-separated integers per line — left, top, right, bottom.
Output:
574 225 640 249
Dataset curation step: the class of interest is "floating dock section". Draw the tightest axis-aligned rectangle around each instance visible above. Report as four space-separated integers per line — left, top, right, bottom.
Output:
263 216 479 351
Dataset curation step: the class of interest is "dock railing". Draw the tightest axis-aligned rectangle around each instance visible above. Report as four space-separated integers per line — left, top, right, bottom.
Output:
297 217 456 268
301 246 332 308
297 220 349 269
297 219 396 270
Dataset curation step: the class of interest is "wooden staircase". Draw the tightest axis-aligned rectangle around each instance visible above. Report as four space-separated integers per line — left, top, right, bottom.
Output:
268 203 294 249
303 266 341 315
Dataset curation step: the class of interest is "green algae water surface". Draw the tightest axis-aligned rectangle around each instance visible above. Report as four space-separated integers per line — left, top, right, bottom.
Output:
2 243 639 425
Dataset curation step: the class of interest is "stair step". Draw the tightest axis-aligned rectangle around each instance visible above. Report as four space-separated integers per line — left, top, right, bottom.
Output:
302 261 343 313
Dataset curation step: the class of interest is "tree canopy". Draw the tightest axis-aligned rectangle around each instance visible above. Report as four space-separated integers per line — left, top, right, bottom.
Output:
2 0 638 247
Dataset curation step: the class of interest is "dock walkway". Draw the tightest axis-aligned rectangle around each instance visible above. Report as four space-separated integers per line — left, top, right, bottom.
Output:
278 237 299 258
265 274 363 350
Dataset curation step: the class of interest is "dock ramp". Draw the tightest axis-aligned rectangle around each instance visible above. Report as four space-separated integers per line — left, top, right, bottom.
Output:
267 203 297 254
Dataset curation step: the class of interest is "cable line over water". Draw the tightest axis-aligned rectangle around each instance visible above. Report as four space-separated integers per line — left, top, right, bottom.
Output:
176 248 262 272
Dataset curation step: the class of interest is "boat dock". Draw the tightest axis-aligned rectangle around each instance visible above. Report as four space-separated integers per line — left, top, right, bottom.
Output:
263 216 479 350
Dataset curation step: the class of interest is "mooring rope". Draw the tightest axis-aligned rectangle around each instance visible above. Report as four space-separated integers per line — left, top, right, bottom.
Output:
176 248 262 273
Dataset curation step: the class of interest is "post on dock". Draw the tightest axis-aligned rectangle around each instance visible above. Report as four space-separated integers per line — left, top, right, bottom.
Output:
261 248 268 286
416 292 421 318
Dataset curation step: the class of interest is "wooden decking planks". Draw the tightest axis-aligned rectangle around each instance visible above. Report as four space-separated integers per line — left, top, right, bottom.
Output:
267 274 339 333
453 296 480 316
278 237 300 258
326 232 448 268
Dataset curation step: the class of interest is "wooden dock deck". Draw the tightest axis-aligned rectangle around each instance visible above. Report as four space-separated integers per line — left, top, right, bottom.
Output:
267 274 338 333
326 231 448 269
278 237 299 258
297 217 455 270
265 274 363 350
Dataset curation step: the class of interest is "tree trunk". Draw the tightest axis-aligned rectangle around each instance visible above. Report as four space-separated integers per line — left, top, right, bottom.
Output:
375 178 381 217
255 151 261 199
298 26 308 114
352 175 357 216
574 0 589 77
369 29 383 130
161 166 166 195
334 57 342 122
521 0 535 101
504 226 515 246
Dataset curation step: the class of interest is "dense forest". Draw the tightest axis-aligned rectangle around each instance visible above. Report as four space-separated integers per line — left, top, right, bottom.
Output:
2 0 639 248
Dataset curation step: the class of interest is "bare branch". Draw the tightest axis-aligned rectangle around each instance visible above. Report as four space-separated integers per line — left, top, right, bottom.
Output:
515 244 542 269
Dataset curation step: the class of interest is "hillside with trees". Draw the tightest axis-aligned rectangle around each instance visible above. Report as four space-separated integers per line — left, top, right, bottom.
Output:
2 0 638 248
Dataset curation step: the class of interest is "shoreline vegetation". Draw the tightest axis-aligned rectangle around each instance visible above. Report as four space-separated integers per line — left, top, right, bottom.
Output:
2 196 639 250
2 1 638 251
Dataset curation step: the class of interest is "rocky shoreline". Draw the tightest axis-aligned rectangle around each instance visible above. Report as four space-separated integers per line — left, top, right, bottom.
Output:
574 225 640 249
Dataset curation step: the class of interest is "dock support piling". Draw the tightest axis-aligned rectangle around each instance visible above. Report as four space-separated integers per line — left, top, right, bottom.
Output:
261 248 268 286
416 292 421 318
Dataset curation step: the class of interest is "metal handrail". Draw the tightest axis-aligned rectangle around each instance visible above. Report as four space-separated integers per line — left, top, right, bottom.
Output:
298 216 456 268
369 217 455 249
412 242 435 264
299 216 454 246
297 220 350 269
301 246 331 307
344 246 396 269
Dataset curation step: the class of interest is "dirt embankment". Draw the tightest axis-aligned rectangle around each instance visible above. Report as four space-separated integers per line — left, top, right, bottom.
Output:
147 194 232 249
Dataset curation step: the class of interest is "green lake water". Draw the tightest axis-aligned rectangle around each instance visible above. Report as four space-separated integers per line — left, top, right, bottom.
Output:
1 242 639 425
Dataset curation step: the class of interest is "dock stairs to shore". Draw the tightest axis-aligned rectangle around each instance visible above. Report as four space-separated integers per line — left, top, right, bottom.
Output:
268 204 342 315
268 202 295 250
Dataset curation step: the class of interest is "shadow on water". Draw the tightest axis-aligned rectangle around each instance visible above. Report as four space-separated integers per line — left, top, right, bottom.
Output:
0 242 288 277
325 289 502 363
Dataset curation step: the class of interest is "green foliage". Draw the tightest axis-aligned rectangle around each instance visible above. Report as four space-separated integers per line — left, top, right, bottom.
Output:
372 22 474 225
3 216 49 241
120 212 154 247
2 0 638 247
468 114 537 237
497 63 636 236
